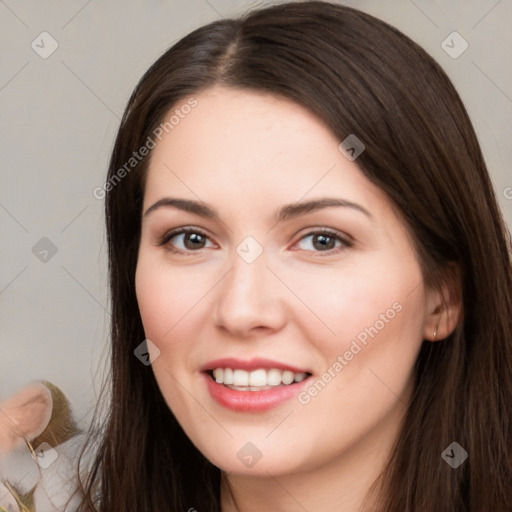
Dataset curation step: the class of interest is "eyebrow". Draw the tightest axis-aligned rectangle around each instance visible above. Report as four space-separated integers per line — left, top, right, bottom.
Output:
143 197 373 222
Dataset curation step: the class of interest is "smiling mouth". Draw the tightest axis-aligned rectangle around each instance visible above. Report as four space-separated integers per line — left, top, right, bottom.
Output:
206 368 313 391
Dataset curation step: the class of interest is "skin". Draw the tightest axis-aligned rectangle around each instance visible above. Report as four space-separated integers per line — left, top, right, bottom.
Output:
135 86 461 511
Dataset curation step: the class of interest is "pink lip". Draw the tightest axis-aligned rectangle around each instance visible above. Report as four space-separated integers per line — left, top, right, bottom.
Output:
202 372 312 412
200 357 310 374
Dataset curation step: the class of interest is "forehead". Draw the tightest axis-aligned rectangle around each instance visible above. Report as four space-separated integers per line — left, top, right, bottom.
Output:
155 87 336 163
143 86 387 219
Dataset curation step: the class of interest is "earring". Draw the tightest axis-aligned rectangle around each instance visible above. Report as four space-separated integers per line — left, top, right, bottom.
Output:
432 326 438 342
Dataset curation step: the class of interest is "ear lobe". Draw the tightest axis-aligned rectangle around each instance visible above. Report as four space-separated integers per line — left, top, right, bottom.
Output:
424 263 463 342
0 383 53 454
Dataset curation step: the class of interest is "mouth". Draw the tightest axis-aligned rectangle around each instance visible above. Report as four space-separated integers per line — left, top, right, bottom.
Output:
202 368 314 412
205 368 313 391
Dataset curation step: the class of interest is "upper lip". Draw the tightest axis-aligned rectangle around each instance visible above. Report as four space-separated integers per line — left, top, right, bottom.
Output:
200 357 312 374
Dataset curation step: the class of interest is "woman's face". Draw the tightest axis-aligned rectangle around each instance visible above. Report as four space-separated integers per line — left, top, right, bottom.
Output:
135 86 434 477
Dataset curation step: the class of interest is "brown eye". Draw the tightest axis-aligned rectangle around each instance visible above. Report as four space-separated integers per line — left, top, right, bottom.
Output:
181 232 207 249
159 228 214 253
296 229 352 254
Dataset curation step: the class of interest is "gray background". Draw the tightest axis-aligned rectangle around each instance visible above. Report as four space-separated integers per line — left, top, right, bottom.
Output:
1 0 511 422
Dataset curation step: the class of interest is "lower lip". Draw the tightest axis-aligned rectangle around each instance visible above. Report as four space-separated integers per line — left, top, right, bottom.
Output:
203 372 312 412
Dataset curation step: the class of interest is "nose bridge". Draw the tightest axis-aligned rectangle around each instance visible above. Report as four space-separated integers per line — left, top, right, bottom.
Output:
213 244 285 335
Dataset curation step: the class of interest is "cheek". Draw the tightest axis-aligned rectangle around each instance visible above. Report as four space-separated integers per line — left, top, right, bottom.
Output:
135 257 200 406
135 262 170 342
288 256 426 374
135 253 219 366
348 302 424 413
136 255 193 339
288 264 411 339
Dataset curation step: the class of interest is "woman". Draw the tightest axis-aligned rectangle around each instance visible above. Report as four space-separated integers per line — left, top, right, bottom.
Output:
76 1 512 510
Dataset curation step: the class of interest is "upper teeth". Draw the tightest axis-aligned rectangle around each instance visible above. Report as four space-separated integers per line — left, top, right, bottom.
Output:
212 368 308 387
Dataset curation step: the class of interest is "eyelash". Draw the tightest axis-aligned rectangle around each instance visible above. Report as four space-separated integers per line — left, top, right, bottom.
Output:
157 226 353 256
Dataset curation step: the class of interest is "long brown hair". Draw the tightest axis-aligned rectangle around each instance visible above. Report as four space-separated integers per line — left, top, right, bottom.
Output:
76 1 512 510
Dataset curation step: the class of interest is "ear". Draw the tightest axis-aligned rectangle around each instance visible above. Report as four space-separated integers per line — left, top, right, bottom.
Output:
423 262 463 342
0 383 53 454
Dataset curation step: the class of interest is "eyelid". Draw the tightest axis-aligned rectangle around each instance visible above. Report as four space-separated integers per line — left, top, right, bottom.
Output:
157 226 353 255
157 226 214 250
291 227 353 255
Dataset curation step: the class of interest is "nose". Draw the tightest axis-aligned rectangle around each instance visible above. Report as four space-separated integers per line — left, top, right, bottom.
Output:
213 250 287 338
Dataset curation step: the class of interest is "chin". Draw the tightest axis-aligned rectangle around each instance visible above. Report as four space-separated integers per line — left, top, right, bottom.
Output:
194 436 308 477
